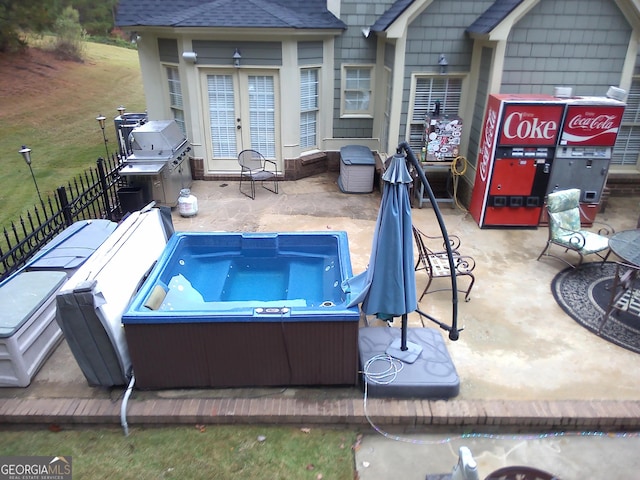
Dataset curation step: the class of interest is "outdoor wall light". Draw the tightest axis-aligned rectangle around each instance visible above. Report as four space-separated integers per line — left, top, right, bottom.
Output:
438 53 448 74
182 51 198 64
96 114 110 158
361 27 371 38
19 145 44 208
233 48 242 67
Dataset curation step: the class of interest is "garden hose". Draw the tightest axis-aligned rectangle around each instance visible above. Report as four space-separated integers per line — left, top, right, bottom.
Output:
450 156 468 211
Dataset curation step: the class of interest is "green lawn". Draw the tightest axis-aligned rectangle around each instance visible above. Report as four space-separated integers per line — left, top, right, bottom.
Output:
0 425 356 479
0 39 146 229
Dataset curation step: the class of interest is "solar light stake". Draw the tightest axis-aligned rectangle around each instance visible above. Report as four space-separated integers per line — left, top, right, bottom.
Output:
96 114 110 158
19 145 45 209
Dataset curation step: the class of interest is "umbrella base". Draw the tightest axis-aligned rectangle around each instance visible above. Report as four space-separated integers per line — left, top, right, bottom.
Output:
359 327 459 398
385 338 423 364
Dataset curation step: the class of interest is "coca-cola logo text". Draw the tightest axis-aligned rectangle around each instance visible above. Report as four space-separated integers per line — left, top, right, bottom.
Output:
479 107 497 182
503 112 558 140
567 114 616 132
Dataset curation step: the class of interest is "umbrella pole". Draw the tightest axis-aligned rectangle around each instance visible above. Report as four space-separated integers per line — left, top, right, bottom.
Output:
397 142 460 341
401 313 408 351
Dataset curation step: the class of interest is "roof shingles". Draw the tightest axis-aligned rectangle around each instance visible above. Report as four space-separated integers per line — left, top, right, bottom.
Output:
466 0 525 35
116 0 346 30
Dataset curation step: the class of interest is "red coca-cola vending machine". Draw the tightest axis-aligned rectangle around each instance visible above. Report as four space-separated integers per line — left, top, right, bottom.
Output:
470 94 565 228
545 97 625 224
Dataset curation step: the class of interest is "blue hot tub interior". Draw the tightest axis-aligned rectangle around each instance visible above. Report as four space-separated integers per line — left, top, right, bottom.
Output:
126 231 358 320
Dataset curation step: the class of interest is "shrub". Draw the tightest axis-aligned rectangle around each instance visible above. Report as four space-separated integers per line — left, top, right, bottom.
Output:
53 6 86 61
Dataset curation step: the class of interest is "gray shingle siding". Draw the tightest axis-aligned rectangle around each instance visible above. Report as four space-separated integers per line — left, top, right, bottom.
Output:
467 0 523 35
332 0 386 139
192 41 282 66
396 0 493 145
501 0 632 96
298 42 324 65
158 38 179 63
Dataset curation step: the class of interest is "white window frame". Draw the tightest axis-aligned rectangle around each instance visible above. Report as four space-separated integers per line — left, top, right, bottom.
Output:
612 76 640 169
341 65 375 118
165 65 185 134
407 74 464 152
300 67 320 150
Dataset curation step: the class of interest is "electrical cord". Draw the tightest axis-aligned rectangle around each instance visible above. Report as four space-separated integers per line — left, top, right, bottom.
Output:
449 156 468 212
360 355 639 445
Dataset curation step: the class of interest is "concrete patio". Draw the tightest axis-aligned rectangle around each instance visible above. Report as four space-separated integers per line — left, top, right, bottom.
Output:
1 171 640 433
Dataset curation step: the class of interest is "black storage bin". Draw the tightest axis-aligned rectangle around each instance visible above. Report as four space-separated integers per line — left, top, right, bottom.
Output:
118 187 145 214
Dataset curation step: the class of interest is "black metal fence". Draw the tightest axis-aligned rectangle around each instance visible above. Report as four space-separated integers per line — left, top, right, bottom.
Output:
0 154 126 282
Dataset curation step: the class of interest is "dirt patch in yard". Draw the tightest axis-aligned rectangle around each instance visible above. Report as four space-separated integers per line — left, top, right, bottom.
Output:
0 47 83 106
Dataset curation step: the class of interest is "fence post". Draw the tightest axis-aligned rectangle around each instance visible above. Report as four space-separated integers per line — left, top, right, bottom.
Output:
97 157 113 221
56 186 73 226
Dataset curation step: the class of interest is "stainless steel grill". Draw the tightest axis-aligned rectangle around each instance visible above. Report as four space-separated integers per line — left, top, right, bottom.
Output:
120 120 192 207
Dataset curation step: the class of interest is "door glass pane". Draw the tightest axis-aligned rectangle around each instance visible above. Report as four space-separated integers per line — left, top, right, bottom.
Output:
248 75 275 158
207 74 236 158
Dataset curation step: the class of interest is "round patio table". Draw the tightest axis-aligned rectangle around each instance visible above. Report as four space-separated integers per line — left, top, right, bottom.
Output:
609 229 640 267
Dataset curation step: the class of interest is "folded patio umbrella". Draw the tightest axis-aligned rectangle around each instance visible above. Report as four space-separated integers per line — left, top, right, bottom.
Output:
345 152 417 319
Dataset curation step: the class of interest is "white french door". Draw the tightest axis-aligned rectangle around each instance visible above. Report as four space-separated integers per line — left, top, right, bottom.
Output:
204 70 279 172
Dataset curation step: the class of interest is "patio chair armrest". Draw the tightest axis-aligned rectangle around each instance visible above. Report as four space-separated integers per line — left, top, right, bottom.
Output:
577 204 615 235
264 158 278 172
413 226 461 252
555 225 587 249
591 220 615 236
453 255 476 274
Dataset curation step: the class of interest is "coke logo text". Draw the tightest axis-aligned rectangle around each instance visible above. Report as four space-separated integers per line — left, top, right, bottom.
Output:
567 114 616 132
503 112 558 140
479 108 497 182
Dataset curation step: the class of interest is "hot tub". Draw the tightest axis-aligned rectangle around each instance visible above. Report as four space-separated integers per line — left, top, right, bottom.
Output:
122 231 360 389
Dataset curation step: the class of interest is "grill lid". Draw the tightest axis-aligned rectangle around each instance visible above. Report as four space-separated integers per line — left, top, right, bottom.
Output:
127 120 187 161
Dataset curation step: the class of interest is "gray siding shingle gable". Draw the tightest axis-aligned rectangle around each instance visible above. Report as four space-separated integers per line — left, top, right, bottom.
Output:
370 0 414 32
466 0 524 34
115 0 346 29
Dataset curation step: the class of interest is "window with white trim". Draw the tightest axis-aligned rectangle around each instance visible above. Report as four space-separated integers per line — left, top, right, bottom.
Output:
166 66 185 134
342 66 374 116
300 68 319 149
408 76 463 151
612 77 640 167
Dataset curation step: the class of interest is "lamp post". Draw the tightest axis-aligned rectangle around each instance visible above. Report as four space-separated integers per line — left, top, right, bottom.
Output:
96 114 110 159
19 145 45 209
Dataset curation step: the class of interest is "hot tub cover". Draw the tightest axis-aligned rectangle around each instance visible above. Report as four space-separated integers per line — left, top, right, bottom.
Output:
56 207 173 387
26 219 117 274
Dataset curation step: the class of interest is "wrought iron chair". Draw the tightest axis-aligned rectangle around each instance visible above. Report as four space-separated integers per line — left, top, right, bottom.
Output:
599 261 640 333
412 225 476 302
537 188 613 268
238 149 279 200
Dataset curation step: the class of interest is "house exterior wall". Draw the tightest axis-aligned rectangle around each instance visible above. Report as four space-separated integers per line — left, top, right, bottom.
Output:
192 40 283 66
400 0 494 147
122 0 640 190
501 0 632 95
332 0 387 140
466 45 494 174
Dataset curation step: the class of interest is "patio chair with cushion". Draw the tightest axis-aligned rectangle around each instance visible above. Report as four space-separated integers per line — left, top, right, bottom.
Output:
238 149 279 200
599 261 640 333
412 225 476 302
537 188 613 268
